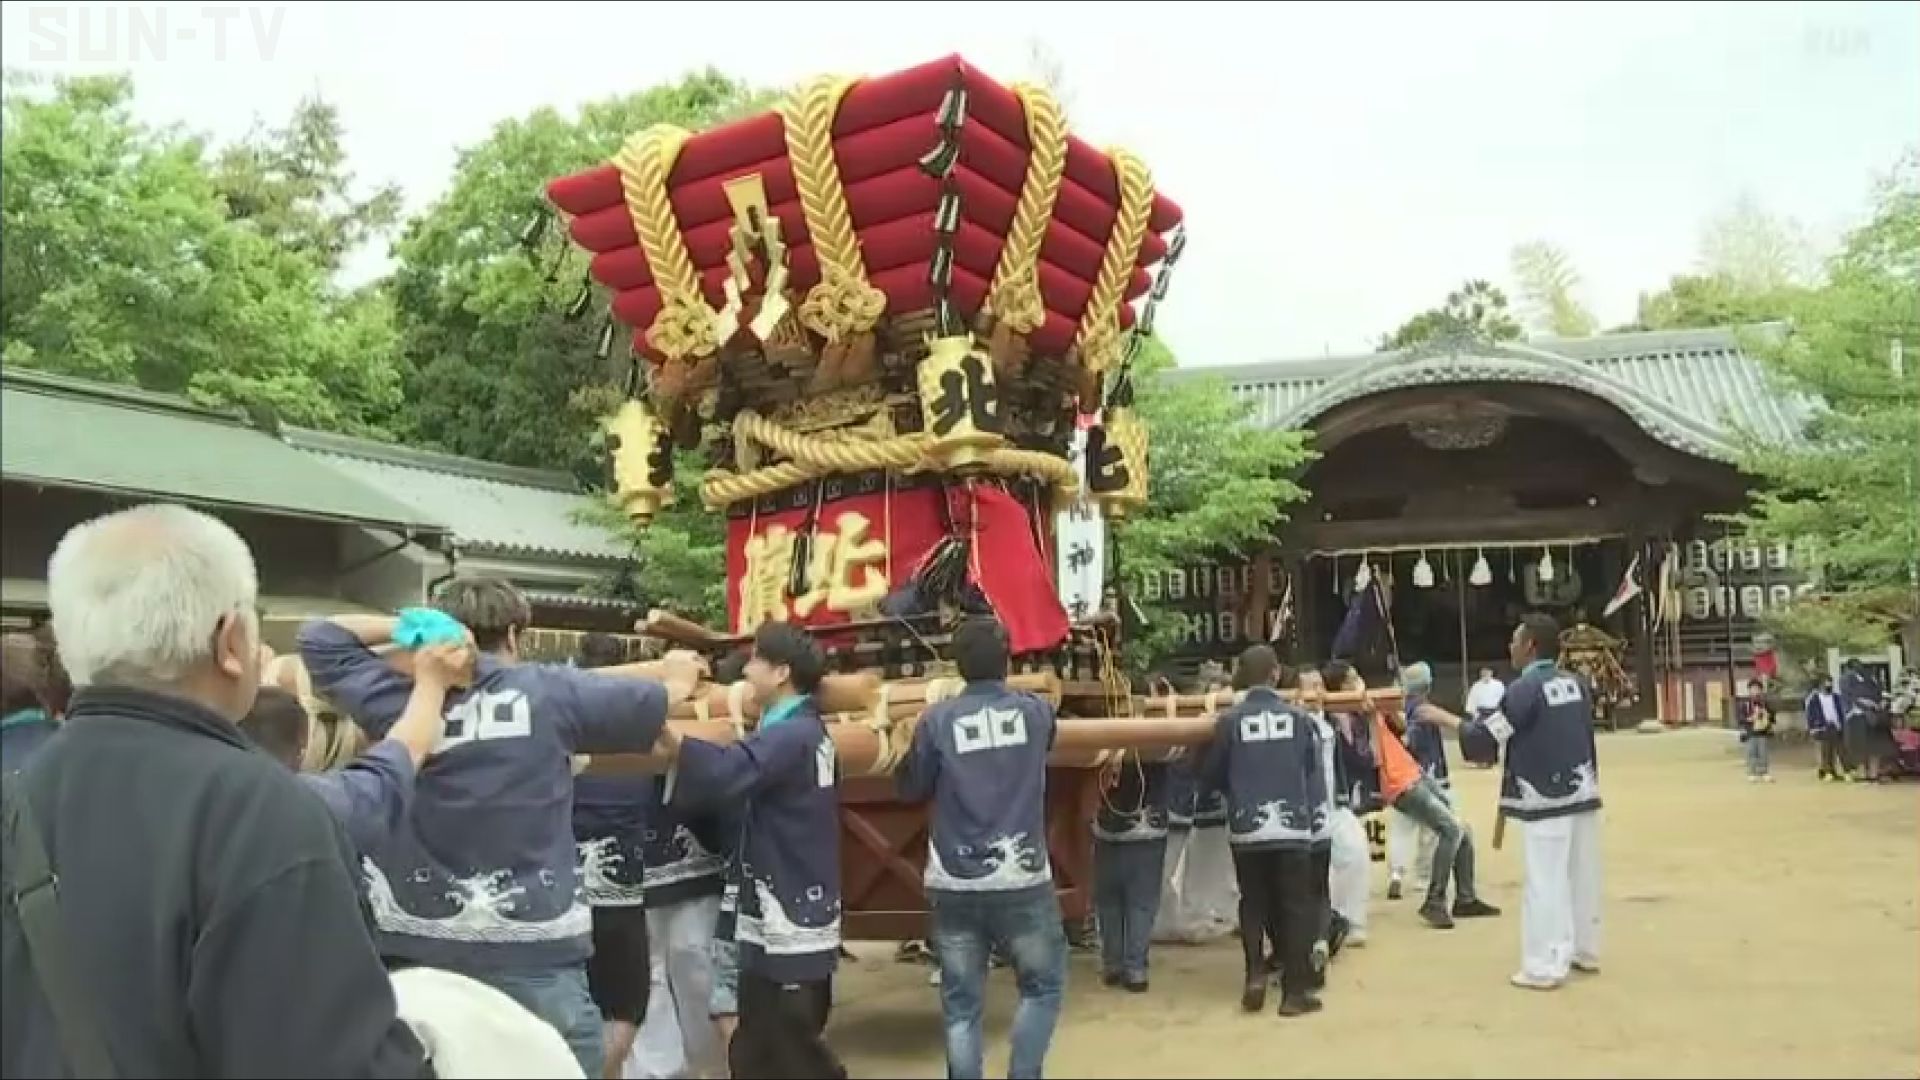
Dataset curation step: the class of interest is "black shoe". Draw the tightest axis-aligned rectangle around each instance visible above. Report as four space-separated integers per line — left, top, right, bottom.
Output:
1101 971 1122 989
1124 978 1150 994
1453 898 1502 919
1328 916 1350 959
1277 993 1324 1017
1241 976 1267 1012
1419 902 1456 929
1387 879 1403 900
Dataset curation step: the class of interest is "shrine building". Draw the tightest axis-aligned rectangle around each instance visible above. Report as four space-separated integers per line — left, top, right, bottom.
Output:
1162 325 1811 725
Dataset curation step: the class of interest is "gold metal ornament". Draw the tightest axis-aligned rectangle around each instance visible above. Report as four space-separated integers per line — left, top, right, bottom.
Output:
917 335 1006 470
719 172 795 344
1087 405 1148 520
605 398 676 524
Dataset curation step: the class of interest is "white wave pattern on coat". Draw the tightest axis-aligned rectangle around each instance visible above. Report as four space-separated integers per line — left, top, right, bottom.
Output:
578 837 647 907
1504 761 1601 815
1232 797 1322 846
924 832 1052 892
735 876 841 957
642 824 725 890
363 858 592 943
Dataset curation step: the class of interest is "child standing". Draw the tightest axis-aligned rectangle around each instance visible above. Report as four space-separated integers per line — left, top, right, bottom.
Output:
1739 678 1775 782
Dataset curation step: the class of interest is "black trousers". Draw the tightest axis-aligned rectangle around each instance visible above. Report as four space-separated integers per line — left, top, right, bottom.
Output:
1233 847 1317 999
730 972 846 1080
586 904 651 1022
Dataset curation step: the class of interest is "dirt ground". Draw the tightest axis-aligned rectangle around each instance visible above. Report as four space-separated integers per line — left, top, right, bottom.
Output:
826 730 1919 1079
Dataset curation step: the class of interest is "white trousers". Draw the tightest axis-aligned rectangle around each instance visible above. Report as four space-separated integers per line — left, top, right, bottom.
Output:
1519 811 1603 982
1151 829 1194 942
1181 826 1240 933
623 895 724 1080
1327 807 1371 932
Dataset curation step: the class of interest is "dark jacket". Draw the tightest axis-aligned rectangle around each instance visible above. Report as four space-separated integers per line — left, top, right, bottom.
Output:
1404 694 1452 786
0 687 427 1078
897 681 1057 893
1092 758 1170 842
300 620 668 971
645 777 732 908
1 710 57 778
1499 661 1603 822
300 740 415 858
1200 687 1326 852
573 774 652 908
669 695 840 983
1804 689 1845 738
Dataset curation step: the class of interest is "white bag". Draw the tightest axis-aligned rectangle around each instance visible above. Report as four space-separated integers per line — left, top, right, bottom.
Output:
390 967 587 1080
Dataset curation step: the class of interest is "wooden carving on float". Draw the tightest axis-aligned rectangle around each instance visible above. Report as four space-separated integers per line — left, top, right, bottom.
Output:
543 55 1404 937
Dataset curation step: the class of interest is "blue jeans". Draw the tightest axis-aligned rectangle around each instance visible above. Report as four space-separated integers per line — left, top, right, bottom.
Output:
930 885 1067 1080
1392 778 1476 907
463 964 605 1077
1094 838 1166 982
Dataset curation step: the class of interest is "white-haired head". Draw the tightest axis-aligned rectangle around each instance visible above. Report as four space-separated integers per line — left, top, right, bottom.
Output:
49 503 263 720
1401 661 1434 696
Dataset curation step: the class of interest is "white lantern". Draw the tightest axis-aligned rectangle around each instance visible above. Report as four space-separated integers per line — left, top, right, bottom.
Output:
1412 552 1435 589
1354 559 1374 591
1537 549 1556 584
1469 550 1493 587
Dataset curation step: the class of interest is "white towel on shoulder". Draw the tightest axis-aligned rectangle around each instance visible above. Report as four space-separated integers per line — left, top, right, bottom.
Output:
390 967 586 1080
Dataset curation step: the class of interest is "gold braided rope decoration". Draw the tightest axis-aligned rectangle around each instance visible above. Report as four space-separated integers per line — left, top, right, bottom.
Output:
1073 148 1154 375
984 83 1067 335
613 126 720 360
780 76 887 343
699 412 1081 508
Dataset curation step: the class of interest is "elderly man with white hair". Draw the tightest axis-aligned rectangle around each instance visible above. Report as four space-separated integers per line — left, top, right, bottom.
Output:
0 503 430 1078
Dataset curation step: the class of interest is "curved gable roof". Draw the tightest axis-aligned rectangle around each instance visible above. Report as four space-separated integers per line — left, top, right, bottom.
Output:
1184 325 1807 463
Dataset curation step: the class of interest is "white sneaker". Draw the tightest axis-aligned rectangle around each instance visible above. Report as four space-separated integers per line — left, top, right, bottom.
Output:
1747 775 1761 783
1762 775 1775 783
1510 972 1562 991
1345 931 1369 949
1571 958 1601 975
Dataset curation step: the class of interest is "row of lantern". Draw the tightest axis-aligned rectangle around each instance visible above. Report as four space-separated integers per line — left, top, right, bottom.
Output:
1352 545 1578 591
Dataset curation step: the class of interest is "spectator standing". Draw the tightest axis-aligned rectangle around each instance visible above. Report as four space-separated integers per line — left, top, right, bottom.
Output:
2 503 428 1077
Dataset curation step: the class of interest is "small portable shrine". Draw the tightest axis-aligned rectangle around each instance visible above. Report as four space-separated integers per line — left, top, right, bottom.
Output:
541 55 1398 937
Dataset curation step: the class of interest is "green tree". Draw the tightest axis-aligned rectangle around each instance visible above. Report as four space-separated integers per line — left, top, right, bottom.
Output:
1632 197 1818 332
1634 272 1807 331
1697 194 1817 294
0 72 405 434
573 448 729 626
1737 153 1920 655
1119 338 1316 671
1379 279 1523 351
386 70 772 622
388 69 772 470
1509 241 1597 337
210 97 403 274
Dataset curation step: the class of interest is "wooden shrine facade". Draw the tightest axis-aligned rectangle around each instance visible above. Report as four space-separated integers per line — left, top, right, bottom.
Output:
1164 327 1813 717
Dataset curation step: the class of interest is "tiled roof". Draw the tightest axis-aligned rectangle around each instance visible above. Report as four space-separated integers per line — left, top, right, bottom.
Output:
1177 325 1808 461
0 368 447 533
286 429 630 563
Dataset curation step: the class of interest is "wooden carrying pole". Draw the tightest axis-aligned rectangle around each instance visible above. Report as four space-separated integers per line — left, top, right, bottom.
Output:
584 687 1404 779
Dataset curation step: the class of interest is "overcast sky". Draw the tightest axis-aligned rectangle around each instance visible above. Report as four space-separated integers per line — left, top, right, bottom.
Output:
4 1 1915 366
